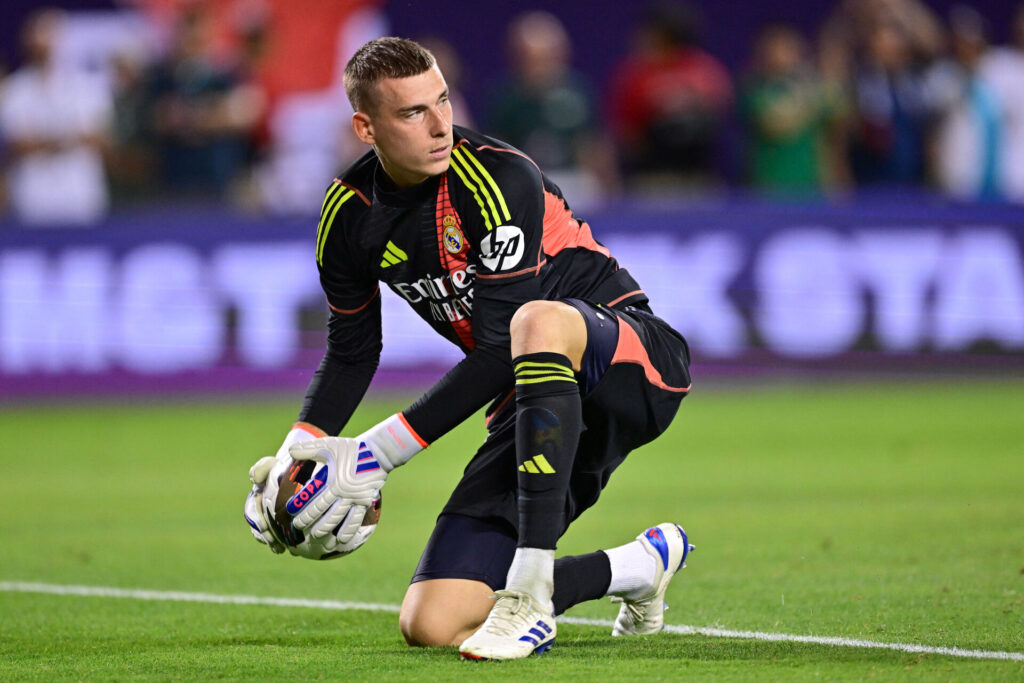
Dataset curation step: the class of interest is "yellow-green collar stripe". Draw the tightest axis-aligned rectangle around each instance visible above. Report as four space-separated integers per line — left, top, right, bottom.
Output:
317 189 354 265
452 147 502 227
460 147 511 222
449 157 493 231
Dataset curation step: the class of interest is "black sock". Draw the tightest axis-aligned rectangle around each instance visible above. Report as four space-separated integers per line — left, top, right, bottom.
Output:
513 352 582 550
552 551 612 615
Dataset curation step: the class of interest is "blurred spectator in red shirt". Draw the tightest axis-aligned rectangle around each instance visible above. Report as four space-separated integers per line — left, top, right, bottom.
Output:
607 1 731 192
247 0 386 213
127 0 385 212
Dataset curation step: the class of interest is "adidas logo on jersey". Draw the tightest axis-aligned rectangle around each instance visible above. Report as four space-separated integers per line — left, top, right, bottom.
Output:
518 454 556 474
380 241 408 268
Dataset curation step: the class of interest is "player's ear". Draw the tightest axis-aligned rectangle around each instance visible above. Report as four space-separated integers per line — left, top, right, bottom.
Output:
352 112 375 146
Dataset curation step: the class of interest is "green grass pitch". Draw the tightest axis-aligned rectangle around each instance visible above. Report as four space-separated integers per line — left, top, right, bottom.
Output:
1 378 1023 680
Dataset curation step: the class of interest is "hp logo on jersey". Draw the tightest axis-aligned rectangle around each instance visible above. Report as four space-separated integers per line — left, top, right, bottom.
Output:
479 225 526 272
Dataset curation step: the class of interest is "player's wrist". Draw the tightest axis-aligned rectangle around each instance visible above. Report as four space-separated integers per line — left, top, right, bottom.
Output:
356 413 428 471
275 422 327 459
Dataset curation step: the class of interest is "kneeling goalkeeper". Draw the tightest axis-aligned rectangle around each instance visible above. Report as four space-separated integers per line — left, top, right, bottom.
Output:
244 37 694 661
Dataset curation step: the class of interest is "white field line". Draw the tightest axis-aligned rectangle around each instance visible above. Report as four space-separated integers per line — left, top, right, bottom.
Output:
2 581 1022 663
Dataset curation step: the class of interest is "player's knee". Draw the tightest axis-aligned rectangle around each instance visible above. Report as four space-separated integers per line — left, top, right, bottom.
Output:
510 300 576 357
398 604 463 648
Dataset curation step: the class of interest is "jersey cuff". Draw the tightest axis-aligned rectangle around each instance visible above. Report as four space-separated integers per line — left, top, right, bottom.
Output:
397 412 430 449
292 421 328 438
358 413 428 471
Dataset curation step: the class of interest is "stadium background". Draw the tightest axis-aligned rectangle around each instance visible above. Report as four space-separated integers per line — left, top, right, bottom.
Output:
0 0 1022 678
2 0 1023 394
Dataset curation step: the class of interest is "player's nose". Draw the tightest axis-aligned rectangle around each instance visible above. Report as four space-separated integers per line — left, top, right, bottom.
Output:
429 105 451 137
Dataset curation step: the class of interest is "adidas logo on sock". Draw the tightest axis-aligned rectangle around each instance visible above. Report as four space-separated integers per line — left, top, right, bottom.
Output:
518 454 556 474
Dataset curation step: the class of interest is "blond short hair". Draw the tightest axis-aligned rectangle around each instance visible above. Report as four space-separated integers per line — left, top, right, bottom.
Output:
343 37 436 113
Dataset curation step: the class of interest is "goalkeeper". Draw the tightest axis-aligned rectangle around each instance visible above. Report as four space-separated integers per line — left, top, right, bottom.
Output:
244 37 694 661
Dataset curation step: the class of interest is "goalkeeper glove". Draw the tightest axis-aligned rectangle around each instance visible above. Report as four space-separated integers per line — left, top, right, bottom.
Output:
289 413 426 543
243 422 325 553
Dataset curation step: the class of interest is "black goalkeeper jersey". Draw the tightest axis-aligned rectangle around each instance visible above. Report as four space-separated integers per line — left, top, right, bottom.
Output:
299 126 649 443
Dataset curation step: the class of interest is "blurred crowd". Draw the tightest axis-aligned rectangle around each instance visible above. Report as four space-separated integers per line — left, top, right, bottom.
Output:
1 0 1023 226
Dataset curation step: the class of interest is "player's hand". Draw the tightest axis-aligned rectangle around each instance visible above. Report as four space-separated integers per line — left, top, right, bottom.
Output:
288 436 389 544
287 413 425 543
243 456 285 553
242 424 325 554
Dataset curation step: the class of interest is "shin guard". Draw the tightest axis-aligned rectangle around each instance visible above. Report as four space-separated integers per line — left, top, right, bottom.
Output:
513 352 582 550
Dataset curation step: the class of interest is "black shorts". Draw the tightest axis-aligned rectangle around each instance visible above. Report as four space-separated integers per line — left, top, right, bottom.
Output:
411 300 691 587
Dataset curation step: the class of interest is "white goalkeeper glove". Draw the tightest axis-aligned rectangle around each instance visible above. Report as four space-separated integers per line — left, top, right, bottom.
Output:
243 423 325 554
289 413 426 544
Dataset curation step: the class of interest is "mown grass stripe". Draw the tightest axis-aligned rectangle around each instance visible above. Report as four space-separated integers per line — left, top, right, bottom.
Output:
2 582 1021 662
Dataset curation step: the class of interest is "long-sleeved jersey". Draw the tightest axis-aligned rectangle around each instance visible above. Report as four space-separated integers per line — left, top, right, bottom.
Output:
299 126 649 443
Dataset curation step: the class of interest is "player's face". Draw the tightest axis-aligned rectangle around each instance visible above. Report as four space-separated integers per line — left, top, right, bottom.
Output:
359 65 454 187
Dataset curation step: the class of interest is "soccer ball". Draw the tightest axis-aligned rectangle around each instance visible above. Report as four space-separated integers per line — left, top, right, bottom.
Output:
261 456 381 560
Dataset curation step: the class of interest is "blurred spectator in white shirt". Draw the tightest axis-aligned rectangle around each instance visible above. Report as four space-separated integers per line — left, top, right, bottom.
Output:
978 3 1024 202
932 5 1003 200
0 9 112 226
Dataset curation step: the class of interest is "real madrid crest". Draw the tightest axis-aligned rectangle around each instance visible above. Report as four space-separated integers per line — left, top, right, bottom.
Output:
442 214 465 255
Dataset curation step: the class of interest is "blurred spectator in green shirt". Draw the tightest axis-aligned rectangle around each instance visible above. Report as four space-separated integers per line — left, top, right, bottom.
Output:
740 23 842 197
486 10 619 205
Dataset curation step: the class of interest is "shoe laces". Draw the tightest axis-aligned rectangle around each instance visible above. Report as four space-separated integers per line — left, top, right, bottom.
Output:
482 590 534 637
610 595 667 625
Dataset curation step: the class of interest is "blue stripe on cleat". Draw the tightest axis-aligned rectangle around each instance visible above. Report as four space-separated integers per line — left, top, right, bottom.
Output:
644 527 670 570
675 524 692 569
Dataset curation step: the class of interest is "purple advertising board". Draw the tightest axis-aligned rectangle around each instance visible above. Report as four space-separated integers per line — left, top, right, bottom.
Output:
2 197 1023 399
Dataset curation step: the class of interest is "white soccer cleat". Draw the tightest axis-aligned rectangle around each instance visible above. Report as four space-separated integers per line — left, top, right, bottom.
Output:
459 590 556 661
611 523 693 636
